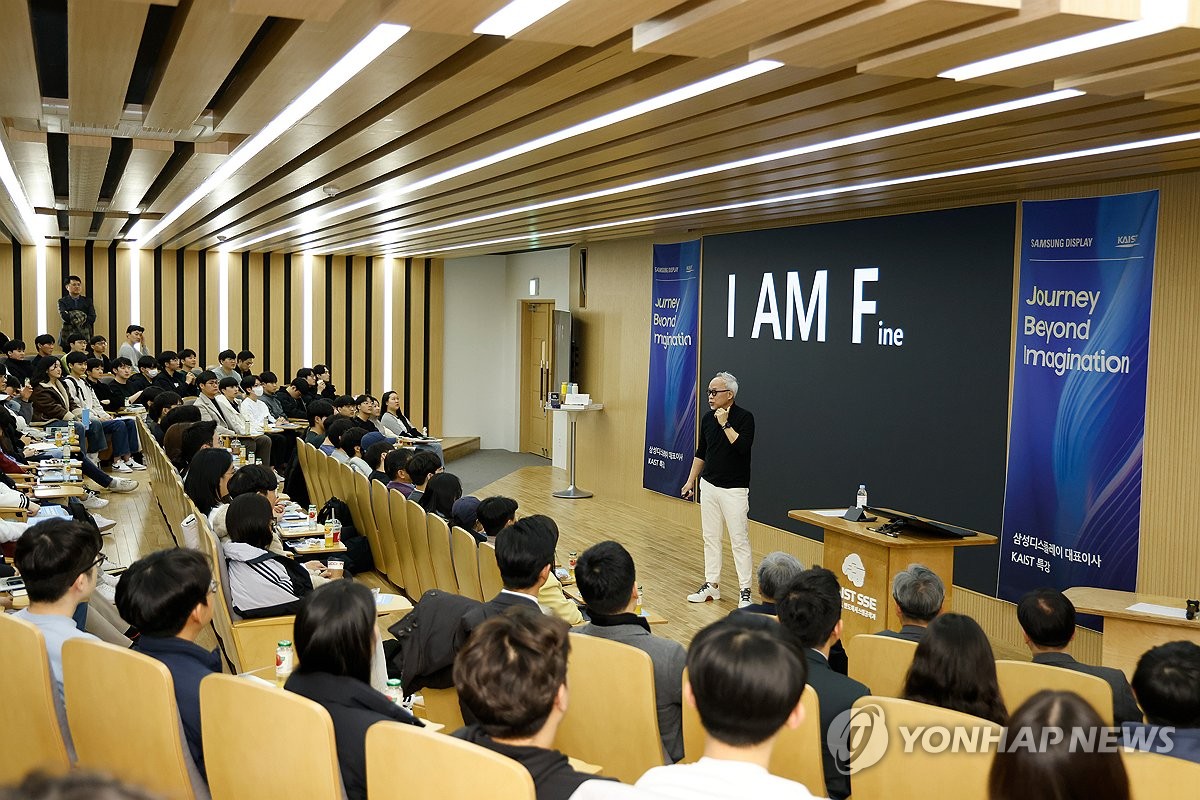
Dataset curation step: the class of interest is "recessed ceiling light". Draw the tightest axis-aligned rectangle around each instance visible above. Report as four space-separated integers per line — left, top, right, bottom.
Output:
940 0 1189 81
474 0 572 37
140 22 409 246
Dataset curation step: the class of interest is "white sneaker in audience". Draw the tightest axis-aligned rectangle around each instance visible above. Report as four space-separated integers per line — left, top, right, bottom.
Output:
93 567 119 602
91 513 117 533
128 460 147 471
108 477 138 493
82 490 110 510
687 583 721 603
112 461 133 473
739 588 752 608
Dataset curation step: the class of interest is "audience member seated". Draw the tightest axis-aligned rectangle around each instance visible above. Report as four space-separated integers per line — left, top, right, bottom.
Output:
305 400 334 447
116 325 145 364
576 540 686 762
183 447 234 520
145 391 183 443
107 357 145 406
153 350 196 395
30 357 111 467
127 355 159 395
419 472 463 520
195 371 273 465
280 379 309 419
322 418 355 458
521 515 584 627
3 338 33 384
88 335 112 374
180 348 202 378
453 607 615 800
114 548 219 780
258 371 286 418
238 374 274 432
776 566 869 799
222 493 316 618
1017 588 1142 725
208 349 239 381
459 518 554 643
285 581 422 800
349 394 381 434
378 390 444 463
313 364 337 398
1 370 35 423
333 395 357 419
58 332 89 367
615 615 818 800
478 495 519 539
451 496 486 542
383 448 415 497
86 358 126 413
340 427 371 475
903 612 1007 724
365 440 392 484
63 351 146 472
1123 640 1200 763
989 690 1129 800
162 412 205 468
736 551 801 616
405 450 443 504
878 563 944 642
235 350 256 378
33 334 56 360
12 519 106 756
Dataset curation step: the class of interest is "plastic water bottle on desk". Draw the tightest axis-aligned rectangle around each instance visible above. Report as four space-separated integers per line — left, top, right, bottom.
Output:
275 640 294 687
856 484 868 509
307 504 318 529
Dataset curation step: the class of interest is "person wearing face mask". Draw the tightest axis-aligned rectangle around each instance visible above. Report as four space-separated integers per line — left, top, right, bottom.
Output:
126 355 159 396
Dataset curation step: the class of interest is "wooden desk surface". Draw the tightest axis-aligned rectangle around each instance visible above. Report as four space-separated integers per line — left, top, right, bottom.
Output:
1065 587 1200 630
788 509 998 549
33 484 86 499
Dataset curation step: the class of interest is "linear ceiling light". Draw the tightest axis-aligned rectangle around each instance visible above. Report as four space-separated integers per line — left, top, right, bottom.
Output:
319 88 1081 253
474 0 572 37
383 128 1200 257
0 135 43 237
140 23 409 245
940 0 1189 81
227 59 783 250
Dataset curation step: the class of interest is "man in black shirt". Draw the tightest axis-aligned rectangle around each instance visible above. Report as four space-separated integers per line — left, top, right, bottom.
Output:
681 371 755 608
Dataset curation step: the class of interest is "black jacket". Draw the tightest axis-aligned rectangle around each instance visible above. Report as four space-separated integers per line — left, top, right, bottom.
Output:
453 725 613 800
1032 651 1143 725
387 589 482 693
285 671 421 800
459 591 541 645
807 648 870 800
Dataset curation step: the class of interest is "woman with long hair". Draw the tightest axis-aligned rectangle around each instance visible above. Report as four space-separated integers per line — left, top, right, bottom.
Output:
285 581 421 800
183 447 234 518
418 471 462 520
903 612 1008 724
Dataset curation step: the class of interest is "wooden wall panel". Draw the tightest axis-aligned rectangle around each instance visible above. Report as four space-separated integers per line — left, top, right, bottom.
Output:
0 244 14 341
569 168 1200 660
407 258 428 430
426 259 444 436
311 254 328 377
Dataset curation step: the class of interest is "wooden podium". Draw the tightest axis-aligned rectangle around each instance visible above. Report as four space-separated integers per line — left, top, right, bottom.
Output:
789 509 998 641
1064 587 1200 679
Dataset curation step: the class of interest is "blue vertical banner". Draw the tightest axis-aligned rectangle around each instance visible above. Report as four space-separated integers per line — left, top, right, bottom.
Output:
644 240 701 496
999 191 1158 602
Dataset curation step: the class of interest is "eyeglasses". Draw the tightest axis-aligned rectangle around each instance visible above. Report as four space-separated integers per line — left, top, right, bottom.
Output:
209 579 218 595
91 552 108 571
706 389 731 397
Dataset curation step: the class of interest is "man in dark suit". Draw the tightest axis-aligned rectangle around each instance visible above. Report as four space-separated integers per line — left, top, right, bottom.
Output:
458 517 554 643
777 567 869 800
1017 588 1143 725
875 563 944 642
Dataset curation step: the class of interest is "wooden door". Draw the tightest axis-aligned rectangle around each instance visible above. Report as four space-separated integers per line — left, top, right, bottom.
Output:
519 301 553 457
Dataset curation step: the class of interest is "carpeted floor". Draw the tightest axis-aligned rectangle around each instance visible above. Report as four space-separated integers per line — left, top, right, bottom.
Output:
447 449 551 496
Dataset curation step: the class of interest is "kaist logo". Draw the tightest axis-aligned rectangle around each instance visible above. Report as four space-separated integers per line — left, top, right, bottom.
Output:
1116 234 1139 248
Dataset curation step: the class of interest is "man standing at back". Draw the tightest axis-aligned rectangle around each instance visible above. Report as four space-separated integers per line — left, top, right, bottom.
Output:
575 540 686 763
777 566 869 800
681 371 755 608
1017 588 1142 725
58 275 95 350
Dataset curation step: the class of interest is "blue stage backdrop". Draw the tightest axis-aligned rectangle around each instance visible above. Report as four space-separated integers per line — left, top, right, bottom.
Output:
644 240 701 497
999 191 1159 603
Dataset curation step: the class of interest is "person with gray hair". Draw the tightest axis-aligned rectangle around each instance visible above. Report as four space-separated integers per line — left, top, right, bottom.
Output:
736 551 804 615
876 563 944 642
682 371 756 608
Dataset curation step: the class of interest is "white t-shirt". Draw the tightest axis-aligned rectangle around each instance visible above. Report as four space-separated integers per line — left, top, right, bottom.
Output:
635 758 823 799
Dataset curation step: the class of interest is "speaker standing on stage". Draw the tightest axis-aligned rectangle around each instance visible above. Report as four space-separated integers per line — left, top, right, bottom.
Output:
681 371 755 609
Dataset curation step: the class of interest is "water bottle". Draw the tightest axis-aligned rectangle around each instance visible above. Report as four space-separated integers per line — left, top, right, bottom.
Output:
81 407 90 428
384 679 403 705
856 484 868 509
275 640 294 687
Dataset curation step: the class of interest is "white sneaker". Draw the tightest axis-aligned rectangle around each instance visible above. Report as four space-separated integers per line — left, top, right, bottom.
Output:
739 588 753 609
92 513 117 533
82 490 110 510
128 460 147 471
112 461 133 473
687 583 721 603
108 477 138 493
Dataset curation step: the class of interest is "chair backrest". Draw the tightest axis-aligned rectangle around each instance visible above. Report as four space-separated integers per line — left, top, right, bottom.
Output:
387 487 420 597
63 639 201 800
849 695 1001 800
477 541 504 599
298 443 318 507
369 479 404 588
351 471 385 574
311 449 331 508
1123 748 1200 800
427 512 458 593
406 498 437 596
200 674 342 800
555 633 665 783
679 667 824 788
847 634 920 698
334 462 356 508
366 721 534 800
995 659 1115 724
450 526 484 602
420 686 466 731
0 613 70 783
